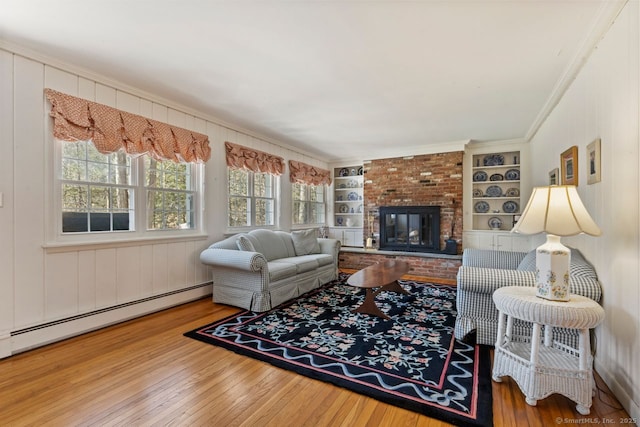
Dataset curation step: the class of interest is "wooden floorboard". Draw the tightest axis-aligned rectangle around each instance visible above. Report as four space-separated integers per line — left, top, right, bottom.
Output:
0 288 631 426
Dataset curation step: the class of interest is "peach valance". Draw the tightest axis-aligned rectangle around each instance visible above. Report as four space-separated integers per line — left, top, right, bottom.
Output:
45 89 211 163
289 160 332 186
225 141 284 176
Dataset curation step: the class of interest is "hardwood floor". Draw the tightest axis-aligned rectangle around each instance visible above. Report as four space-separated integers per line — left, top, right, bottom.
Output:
1 284 631 426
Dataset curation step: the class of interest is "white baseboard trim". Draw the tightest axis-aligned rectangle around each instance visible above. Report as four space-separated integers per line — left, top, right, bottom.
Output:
595 359 640 420
7 283 212 357
0 332 11 359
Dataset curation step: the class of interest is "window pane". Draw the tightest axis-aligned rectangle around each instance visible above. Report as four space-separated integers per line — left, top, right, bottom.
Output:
254 173 273 198
111 188 130 209
62 184 88 210
62 212 88 232
62 140 87 160
145 158 161 187
88 161 109 183
229 196 249 226
229 169 249 196
255 198 274 226
310 203 325 224
292 183 305 201
292 200 306 225
310 185 324 202
89 186 110 210
62 159 86 181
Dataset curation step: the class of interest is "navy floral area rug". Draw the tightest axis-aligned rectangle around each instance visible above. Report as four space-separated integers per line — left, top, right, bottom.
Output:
185 273 492 427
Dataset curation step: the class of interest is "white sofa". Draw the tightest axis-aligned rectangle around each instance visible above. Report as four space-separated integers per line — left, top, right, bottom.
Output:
200 229 341 311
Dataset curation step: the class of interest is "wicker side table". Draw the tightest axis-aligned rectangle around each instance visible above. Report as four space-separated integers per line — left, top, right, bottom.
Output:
492 286 605 415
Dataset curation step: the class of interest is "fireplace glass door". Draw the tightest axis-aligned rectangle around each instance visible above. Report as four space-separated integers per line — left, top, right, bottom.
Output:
379 206 440 252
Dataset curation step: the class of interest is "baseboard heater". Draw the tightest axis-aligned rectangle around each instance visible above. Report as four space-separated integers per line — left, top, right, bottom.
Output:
5 282 212 357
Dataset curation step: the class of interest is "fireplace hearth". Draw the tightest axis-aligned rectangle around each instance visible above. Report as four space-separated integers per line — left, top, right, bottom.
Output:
379 206 441 253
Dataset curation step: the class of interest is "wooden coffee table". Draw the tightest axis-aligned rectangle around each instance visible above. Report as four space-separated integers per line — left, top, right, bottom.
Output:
346 260 410 320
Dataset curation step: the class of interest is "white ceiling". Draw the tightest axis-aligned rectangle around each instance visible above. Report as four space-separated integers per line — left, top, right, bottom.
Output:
0 1 620 162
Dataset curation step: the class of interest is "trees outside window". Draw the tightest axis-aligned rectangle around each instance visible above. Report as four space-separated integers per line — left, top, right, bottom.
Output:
292 183 325 225
228 169 275 227
60 140 198 234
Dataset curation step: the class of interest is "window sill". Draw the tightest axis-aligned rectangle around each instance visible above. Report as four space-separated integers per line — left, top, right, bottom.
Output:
43 233 209 253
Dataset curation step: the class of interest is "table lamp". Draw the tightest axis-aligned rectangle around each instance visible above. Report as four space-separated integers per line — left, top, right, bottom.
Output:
511 185 601 301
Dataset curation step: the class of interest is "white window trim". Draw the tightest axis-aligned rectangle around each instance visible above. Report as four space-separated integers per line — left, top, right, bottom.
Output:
291 183 326 229
46 139 205 247
226 168 280 233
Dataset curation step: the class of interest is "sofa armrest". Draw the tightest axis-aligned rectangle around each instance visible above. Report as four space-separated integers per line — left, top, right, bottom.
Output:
462 248 527 270
318 238 341 257
200 248 268 272
457 266 536 294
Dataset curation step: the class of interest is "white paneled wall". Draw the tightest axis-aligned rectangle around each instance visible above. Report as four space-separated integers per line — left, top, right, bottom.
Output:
529 1 640 418
0 46 330 356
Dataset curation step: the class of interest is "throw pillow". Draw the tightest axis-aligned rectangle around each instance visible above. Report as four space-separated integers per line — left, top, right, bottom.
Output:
291 229 321 256
516 250 537 271
236 235 256 252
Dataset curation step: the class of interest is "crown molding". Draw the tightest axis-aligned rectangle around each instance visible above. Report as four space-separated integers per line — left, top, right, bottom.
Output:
525 0 629 142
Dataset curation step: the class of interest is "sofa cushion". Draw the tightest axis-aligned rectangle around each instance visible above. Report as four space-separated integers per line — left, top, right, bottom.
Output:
516 250 537 271
236 235 256 252
273 256 320 274
247 229 292 261
267 261 298 282
312 253 334 267
291 229 320 256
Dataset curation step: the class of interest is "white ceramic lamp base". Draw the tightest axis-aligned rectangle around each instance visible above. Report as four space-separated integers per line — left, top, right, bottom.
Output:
535 234 571 301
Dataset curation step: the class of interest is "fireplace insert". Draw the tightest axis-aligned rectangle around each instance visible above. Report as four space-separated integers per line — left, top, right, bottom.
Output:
379 206 441 253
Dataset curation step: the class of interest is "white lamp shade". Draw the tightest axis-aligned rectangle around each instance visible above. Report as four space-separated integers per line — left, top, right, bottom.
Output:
512 186 601 237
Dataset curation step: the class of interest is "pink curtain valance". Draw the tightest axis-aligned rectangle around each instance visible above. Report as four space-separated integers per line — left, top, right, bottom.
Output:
225 141 285 176
45 88 211 163
288 160 332 186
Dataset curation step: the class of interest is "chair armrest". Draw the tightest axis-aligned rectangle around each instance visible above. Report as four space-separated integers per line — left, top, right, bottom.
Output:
457 266 536 294
200 248 268 272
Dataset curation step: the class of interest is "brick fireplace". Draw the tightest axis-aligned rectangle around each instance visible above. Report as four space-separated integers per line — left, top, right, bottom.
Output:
363 151 464 251
338 151 464 282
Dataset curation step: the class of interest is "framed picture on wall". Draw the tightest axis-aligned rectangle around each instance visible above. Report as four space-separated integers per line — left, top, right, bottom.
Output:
561 146 578 186
549 168 559 185
587 138 601 184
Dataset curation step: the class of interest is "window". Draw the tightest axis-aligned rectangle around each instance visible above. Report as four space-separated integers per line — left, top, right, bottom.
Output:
228 168 276 227
145 158 195 230
59 140 199 235
292 183 325 225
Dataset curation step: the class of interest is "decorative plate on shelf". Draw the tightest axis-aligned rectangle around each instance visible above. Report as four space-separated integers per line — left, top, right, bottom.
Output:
472 188 483 198
489 173 504 181
502 201 519 213
483 154 505 166
473 171 488 182
505 187 520 197
505 169 520 181
339 168 349 177
347 191 359 201
339 204 349 213
357 166 363 175
486 185 503 197
474 201 490 213
488 217 503 229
